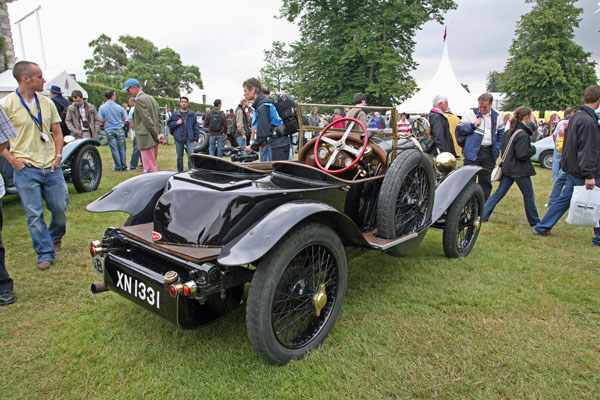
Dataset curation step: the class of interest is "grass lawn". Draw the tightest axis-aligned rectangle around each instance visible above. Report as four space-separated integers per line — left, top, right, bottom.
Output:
1 140 599 399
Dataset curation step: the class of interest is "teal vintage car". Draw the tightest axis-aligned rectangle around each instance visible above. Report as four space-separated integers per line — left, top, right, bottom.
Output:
0 136 103 194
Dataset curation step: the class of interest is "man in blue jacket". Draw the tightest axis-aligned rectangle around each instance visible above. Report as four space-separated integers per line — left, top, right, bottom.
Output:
243 78 290 161
456 93 505 200
167 97 199 172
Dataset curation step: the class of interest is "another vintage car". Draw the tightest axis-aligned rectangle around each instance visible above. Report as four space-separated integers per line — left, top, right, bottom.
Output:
530 135 554 169
0 136 102 194
86 106 484 365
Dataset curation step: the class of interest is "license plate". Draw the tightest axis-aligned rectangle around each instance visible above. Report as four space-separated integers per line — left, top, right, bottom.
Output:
113 269 161 310
92 255 104 276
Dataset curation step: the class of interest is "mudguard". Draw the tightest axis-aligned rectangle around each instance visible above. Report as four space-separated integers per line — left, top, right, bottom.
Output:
86 171 175 223
62 138 101 163
431 165 484 223
218 200 369 266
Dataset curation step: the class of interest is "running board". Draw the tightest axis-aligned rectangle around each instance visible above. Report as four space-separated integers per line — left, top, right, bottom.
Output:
363 231 419 250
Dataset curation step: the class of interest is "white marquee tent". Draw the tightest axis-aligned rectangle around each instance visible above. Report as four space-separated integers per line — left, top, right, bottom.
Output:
398 42 476 115
0 70 88 100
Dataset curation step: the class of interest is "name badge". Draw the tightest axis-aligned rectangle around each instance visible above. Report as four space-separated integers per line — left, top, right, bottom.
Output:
41 132 50 142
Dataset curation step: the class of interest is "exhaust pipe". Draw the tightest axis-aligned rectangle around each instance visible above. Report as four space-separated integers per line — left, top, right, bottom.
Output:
91 282 107 294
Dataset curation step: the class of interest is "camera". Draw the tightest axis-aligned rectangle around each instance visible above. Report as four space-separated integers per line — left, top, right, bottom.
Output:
231 153 259 162
82 120 89 129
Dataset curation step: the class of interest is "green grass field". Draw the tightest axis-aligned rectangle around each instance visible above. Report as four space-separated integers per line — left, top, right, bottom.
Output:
1 140 599 399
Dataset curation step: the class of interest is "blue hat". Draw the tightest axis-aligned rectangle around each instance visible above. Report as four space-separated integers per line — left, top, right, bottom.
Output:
122 78 140 91
49 85 63 94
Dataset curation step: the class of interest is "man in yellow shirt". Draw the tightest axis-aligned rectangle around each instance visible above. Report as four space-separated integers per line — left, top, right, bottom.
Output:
0 61 68 270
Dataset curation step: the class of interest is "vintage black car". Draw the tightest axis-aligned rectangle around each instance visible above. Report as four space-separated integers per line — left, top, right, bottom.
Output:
87 109 484 365
0 136 103 194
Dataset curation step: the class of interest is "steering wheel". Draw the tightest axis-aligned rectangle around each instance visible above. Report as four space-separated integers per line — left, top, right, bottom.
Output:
313 117 368 174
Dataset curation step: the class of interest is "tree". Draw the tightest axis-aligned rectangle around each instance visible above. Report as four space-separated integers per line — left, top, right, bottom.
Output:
259 41 292 95
84 35 203 98
264 0 457 106
461 83 470 93
486 71 501 92
499 0 597 111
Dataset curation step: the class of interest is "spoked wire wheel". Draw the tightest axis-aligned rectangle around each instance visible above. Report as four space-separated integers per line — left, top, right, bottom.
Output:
443 182 484 258
376 149 435 239
72 144 102 193
246 223 347 365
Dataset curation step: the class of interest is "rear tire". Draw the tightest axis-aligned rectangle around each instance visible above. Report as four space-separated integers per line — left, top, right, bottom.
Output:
376 149 435 239
246 222 347 365
442 182 484 258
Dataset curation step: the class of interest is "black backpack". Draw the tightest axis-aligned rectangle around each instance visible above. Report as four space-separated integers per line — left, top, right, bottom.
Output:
273 93 299 136
209 110 223 132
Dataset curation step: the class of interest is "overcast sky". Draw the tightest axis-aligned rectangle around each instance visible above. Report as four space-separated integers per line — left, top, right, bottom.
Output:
6 0 600 109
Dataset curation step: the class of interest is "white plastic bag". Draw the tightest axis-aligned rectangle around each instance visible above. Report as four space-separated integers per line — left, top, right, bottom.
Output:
566 186 600 227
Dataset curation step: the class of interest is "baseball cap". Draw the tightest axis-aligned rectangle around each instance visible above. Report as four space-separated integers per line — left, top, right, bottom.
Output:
122 78 140 91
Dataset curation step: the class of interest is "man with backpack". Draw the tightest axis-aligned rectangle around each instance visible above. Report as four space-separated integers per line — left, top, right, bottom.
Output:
243 78 290 161
204 99 227 158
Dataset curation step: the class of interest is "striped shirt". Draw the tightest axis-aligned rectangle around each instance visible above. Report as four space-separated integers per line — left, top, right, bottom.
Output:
397 120 411 135
0 105 19 198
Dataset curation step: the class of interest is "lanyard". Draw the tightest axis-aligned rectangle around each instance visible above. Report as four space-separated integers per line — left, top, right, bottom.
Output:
15 89 43 132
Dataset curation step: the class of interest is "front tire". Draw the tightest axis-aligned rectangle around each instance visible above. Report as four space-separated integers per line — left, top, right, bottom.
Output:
539 150 553 169
223 136 234 156
246 222 347 365
71 144 102 193
442 182 484 258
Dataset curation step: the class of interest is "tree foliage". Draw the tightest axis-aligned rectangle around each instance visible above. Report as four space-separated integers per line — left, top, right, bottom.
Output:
499 0 597 111
84 35 203 98
486 71 501 92
262 0 456 106
259 41 292 94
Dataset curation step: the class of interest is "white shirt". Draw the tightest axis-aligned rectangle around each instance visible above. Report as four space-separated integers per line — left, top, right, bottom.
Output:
481 113 492 145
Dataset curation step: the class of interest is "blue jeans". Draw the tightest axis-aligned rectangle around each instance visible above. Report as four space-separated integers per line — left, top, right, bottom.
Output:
129 135 141 169
548 171 568 207
534 174 600 244
551 148 562 181
484 175 539 226
14 166 69 263
209 135 224 158
106 128 127 170
259 144 272 161
175 139 195 172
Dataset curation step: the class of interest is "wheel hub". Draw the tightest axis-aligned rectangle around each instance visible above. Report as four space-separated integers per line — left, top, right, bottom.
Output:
312 284 327 317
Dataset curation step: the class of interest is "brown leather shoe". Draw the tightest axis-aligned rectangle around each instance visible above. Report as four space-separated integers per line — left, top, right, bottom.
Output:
53 241 61 252
532 229 557 237
37 260 51 270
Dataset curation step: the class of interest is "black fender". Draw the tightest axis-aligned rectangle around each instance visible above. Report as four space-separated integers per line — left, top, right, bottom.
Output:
431 166 485 223
218 200 369 266
62 138 101 163
86 171 175 223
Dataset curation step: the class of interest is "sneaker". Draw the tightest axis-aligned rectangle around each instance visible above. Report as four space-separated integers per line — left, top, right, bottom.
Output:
37 260 52 270
0 290 16 306
53 241 61 252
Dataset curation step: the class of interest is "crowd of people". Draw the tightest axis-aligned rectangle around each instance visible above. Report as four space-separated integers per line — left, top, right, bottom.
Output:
423 87 600 250
0 60 598 307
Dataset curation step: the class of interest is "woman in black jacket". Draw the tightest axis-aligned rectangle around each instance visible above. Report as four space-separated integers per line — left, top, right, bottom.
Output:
483 106 540 226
